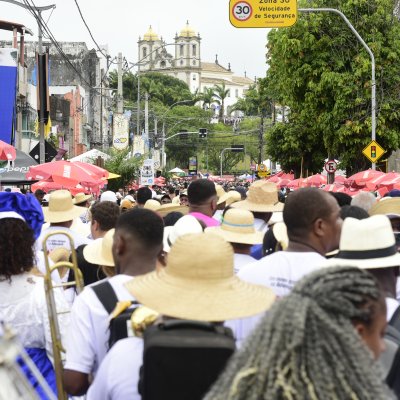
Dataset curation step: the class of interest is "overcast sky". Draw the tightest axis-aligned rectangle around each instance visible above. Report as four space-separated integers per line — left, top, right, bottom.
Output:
1 0 270 78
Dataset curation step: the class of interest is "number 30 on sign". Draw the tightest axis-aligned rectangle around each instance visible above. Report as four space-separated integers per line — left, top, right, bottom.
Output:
232 1 252 21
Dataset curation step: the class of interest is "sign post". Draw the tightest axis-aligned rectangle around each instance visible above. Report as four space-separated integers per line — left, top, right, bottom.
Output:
362 140 385 164
324 160 337 184
140 158 155 186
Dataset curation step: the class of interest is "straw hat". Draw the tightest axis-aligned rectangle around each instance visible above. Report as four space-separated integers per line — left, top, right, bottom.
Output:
42 190 83 223
325 215 400 269
231 181 284 212
217 190 241 206
272 222 289 250
121 199 134 210
48 247 70 264
83 229 115 266
125 233 275 321
144 199 161 211
205 208 263 245
215 184 226 199
157 203 189 218
73 192 92 205
163 215 203 252
369 198 400 218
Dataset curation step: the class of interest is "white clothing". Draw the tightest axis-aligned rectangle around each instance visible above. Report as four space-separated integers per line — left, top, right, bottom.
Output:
213 209 223 223
87 337 143 400
386 297 399 321
253 218 269 234
0 273 70 361
64 274 135 375
233 253 255 274
230 251 326 347
37 225 91 253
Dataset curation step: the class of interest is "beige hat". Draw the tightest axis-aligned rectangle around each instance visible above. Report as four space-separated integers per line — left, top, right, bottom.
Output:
325 215 400 269
231 181 284 212
157 203 189 218
272 222 289 250
163 215 203 252
144 199 161 211
217 190 241 206
48 247 70 264
206 208 263 245
42 190 84 223
369 198 400 218
125 233 275 321
121 199 134 209
73 192 92 205
215 184 226 199
83 229 115 266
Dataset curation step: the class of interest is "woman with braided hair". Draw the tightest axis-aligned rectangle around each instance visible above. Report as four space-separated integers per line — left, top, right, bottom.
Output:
205 266 391 400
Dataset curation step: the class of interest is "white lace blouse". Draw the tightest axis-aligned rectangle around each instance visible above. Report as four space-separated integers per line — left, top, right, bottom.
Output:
0 272 70 360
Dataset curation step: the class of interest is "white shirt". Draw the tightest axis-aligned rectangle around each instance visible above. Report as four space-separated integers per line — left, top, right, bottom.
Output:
229 251 326 347
37 225 91 252
253 218 269 234
64 274 135 375
87 337 143 400
0 273 70 361
386 297 399 321
233 253 255 274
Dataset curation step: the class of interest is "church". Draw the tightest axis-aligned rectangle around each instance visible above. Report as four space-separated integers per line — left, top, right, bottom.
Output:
137 22 254 114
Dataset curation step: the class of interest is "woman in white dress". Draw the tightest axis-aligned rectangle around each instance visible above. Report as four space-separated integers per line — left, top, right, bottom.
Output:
0 192 69 399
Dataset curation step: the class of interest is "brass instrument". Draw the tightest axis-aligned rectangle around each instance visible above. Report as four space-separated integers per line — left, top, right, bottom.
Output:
42 231 84 400
130 306 159 338
0 322 57 400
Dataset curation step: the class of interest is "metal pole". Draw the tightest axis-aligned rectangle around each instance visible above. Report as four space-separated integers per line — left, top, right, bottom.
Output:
137 63 140 135
144 92 149 153
299 8 376 169
37 10 45 164
117 53 123 114
161 121 165 169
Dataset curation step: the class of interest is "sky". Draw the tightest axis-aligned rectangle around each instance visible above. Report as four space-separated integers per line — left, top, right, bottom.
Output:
0 0 271 78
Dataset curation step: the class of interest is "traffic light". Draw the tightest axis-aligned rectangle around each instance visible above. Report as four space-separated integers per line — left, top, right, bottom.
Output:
179 130 189 139
371 146 376 158
231 144 244 153
199 128 207 138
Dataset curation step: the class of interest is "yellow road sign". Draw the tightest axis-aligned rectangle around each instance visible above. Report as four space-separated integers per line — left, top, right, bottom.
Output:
362 140 386 163
229 0 298 28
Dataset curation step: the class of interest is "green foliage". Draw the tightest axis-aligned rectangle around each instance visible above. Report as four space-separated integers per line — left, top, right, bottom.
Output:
213 82 230 120
264 0 400 175
104 148 143 191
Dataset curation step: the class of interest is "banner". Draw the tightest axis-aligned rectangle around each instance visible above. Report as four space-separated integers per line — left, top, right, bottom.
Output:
0 48 18 144
188 156 197 175
113 113 129 150
140 158 155 186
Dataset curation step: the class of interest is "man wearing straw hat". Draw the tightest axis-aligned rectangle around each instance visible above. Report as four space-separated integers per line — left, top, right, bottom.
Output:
73 192 93 223
63 208 164 396
87 233 275 400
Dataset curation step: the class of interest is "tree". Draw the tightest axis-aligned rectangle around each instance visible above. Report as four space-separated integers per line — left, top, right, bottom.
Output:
199 87 216 110
264 0 400 176
213 82 230 120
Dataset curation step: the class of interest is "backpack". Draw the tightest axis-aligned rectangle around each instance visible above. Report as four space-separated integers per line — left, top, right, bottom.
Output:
382 306 400 397
138 320 235 400
92 280 139 349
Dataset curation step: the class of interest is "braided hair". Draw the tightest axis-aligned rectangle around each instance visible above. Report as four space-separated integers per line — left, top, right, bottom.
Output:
205 266 389 400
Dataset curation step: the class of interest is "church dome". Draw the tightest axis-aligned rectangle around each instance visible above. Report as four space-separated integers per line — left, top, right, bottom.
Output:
179 21 196 37
143 26 159 41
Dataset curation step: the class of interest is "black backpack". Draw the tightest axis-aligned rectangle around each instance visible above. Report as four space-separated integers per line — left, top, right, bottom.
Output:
382 306 400 398
138 320 235 400
92 280 139 349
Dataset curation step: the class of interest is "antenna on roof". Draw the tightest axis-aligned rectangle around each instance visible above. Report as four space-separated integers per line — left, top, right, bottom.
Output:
215 54 218 64
244 70 247 77
228 62 231 71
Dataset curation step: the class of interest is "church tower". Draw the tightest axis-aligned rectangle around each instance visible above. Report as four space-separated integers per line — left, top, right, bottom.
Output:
138 26 163 71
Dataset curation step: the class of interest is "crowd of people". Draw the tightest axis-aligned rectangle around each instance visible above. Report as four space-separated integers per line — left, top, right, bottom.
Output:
1 177 400 399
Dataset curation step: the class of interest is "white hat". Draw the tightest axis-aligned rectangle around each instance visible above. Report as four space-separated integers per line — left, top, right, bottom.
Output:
100 190 118 203
163 215 203 252
325 215 400 269
124 195 135 203
83 229 115 266
144 199 161 211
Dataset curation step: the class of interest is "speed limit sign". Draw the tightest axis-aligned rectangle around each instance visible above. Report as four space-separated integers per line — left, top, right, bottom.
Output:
232 1 252 21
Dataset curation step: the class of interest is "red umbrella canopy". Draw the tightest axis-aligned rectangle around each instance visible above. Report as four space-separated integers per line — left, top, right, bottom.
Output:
71 161 109 179
345 170 385 186
26 160 104 186
304 174 327 187
0 140 16 161
366 172 400 189
287 178 307 189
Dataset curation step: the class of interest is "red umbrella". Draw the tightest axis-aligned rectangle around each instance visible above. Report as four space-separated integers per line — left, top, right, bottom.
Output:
287 178 307 189
0 140 16 161
345 170 385 186
368 172 400 188
26 160 103 186
31 178 105 196
334 175 346 184
71 161 109 179
304 174 327 187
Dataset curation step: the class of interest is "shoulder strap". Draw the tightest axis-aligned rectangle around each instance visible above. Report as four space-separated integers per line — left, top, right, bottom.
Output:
389 305 400 332
92 281 119 314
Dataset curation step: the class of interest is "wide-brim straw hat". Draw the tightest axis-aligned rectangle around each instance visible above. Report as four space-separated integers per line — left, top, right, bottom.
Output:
83 229 115 266
217 190 242 206
125 232 276 321
205 208 263 245
324 215 400 269
73 192 92 205
144 199 161 211
369 198 400 218
158 203 189 218
231 181 284 212
42 190 84 223
163 215 203 252
272 222 289 250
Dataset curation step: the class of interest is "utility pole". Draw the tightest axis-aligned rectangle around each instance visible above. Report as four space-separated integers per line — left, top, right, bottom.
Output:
137 63 140 136
258 114 264 165
117 52 123 114
144 92 149 154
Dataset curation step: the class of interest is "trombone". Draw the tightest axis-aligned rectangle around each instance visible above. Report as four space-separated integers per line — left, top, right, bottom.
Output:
42 231 84 400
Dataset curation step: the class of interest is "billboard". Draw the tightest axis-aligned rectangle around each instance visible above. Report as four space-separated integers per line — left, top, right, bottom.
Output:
140 158 155 186
0 48 18 144
113 113 129 150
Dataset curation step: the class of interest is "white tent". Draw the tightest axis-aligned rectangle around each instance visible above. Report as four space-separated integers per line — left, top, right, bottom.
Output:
69 149 110 164
169 167 185 174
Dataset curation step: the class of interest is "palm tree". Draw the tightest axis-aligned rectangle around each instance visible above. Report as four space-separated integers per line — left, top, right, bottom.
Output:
199 87 215 110
213 82 230 121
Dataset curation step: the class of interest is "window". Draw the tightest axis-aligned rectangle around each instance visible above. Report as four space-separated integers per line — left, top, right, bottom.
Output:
227 89 231 97
180 44 184 56
180 60 184 65
142 47 147 58
192 74 197 81
192 44 196 56
192 60 196 66
160 61 166 68
235 89 239 98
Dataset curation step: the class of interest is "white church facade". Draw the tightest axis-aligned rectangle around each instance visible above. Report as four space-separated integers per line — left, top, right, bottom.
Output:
137 22 254 115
